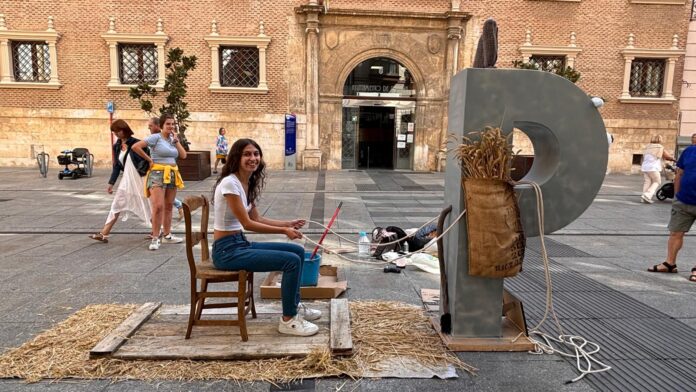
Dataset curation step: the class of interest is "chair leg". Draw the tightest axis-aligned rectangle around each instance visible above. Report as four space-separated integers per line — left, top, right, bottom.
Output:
238 272 249 341
185 279 198 339
249 273 257 318
195 279 208 321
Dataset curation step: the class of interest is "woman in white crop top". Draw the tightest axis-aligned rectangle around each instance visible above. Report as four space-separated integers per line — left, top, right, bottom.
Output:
211 138 321 337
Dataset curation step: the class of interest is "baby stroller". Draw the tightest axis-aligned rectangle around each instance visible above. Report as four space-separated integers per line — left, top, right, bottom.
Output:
656 164 676 201
57 148 93 180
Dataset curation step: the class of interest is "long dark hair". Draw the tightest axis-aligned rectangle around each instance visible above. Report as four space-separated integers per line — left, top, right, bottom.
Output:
213 138 266 205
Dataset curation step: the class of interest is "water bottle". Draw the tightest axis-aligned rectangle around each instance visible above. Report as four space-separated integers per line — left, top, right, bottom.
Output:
358 231 370 258
402 240 409 254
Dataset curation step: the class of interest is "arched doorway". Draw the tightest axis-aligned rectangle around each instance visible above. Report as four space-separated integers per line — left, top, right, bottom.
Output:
341 57 416 170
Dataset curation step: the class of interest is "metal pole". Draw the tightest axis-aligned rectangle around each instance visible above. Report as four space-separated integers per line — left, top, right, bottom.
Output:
109 112 114 162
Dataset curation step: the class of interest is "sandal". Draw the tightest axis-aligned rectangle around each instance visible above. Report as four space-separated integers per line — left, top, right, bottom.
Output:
689 268 696 282
647 261 678 273
88 232 109 243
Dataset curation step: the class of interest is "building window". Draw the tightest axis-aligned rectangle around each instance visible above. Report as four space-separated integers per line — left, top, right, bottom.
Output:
528 55 566 73
118 43 158 84
101 17 168 90
11 41 51 82
629 58 665 97
0 15 62 89
619 33 684 104
220 46 259 88
518 30 581 69
204 20 270 94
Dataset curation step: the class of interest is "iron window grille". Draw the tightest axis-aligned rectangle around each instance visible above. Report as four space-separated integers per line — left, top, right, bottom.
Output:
11 41 51 82
629 58 665 97
692 0 696 21
118 44 158 84
220 46 259 88
529 55 566 73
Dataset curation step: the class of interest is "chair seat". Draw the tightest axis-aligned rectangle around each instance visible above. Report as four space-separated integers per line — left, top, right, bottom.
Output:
196 261 241 280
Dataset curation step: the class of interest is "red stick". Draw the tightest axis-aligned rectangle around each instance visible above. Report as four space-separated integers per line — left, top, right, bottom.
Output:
309 201 343 261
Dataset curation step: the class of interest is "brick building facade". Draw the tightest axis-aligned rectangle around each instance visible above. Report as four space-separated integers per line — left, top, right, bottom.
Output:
0 0 691 172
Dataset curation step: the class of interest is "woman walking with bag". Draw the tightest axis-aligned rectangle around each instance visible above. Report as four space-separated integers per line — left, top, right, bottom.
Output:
211 138 321 336
213 127 229 174
641 135 675 204
89 119 151 243
132 113 187 250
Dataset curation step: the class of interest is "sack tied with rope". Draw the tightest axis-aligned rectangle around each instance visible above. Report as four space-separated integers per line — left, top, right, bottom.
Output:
463 178 525 278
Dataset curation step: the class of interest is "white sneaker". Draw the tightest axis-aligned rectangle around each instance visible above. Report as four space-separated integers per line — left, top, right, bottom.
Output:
278 315 319 336
161 233 183 244
298 302 322 321
148 237 160 251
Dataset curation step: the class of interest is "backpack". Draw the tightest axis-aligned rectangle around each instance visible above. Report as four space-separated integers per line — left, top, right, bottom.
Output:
371 226 408 260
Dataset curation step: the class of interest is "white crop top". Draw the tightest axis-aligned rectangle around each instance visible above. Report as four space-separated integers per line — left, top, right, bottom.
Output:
214 175 252 231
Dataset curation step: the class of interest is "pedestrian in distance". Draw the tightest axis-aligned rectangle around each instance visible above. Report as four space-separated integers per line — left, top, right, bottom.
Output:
640 135 675 204
148 117 184 221
647 136 696 282
132 113 187 250
213 127 229 174
89 119 151 243
210 138 321 336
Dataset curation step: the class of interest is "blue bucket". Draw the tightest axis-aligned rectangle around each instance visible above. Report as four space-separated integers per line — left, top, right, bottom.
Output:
301 251 321 287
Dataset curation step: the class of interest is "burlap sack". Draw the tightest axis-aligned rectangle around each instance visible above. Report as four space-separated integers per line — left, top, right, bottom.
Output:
463 178 525 278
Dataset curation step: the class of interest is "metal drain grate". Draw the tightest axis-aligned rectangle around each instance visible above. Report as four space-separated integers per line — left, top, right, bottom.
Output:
526 237 593 257
505 253 696 392
356 184 378 192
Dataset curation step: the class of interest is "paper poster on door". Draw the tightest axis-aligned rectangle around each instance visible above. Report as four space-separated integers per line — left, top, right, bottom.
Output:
407 123 414 133
397 134 406 141
397 141 406 149
406 135 413 143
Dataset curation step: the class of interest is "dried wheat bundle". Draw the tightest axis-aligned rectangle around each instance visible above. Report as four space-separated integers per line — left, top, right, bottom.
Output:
452 127 514 180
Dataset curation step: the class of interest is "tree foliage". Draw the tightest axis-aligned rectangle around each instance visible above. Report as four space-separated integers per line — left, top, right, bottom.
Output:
511 60 581 84
129 48 197 151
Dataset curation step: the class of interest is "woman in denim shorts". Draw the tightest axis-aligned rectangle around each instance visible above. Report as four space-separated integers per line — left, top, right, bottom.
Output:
211 138 322 336
132 113 187 250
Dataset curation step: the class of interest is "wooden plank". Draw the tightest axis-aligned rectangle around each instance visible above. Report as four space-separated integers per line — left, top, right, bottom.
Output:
430 316 535 352
135 319 331 338
114 334 329 360
90 302 161 358
330 298 353 355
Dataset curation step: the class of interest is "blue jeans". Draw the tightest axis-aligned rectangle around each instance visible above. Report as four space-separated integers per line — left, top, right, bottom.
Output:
211 233 305 317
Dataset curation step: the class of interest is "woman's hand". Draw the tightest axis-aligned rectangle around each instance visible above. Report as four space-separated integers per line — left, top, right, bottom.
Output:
284 227 303 240
289 219 306 229
107 185 113 194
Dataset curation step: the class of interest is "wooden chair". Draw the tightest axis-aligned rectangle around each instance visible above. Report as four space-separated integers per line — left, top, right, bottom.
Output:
182 194 256 341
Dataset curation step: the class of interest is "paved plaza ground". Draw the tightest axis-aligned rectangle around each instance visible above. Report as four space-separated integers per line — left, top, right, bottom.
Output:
0 167 695 391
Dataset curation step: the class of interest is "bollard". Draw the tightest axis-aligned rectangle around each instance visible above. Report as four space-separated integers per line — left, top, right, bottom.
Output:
36 152 49 178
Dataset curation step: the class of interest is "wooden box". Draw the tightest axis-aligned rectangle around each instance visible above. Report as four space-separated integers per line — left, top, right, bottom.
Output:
178 150 211 181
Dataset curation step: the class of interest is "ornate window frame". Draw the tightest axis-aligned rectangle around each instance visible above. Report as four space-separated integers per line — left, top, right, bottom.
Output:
518 30 582 68
101 17 168 91
204 20 270 94
619 33 684 104
0 14 62 89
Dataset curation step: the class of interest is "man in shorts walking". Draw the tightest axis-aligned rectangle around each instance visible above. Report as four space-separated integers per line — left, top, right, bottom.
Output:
648 134 696 282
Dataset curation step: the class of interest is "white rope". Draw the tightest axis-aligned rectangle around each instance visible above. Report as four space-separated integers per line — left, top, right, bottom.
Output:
514 180 612 383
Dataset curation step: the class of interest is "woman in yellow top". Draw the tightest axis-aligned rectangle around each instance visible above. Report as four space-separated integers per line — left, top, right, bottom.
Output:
132 113 187 250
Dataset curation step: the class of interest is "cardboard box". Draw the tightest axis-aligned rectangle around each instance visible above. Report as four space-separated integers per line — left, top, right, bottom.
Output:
260 265 348 299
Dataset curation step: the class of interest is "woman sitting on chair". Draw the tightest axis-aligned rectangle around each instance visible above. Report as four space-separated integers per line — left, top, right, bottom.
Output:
211 138 321 336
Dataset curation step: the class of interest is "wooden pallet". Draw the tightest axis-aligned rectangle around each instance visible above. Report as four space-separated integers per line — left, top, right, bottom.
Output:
422 289 535 352
90 299 352 360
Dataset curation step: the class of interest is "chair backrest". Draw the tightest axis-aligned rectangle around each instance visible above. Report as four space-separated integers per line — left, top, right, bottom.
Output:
183 195 210 274
72 148 90 159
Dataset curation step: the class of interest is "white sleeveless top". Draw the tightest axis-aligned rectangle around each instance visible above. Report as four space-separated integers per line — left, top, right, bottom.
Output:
214 174 252 231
